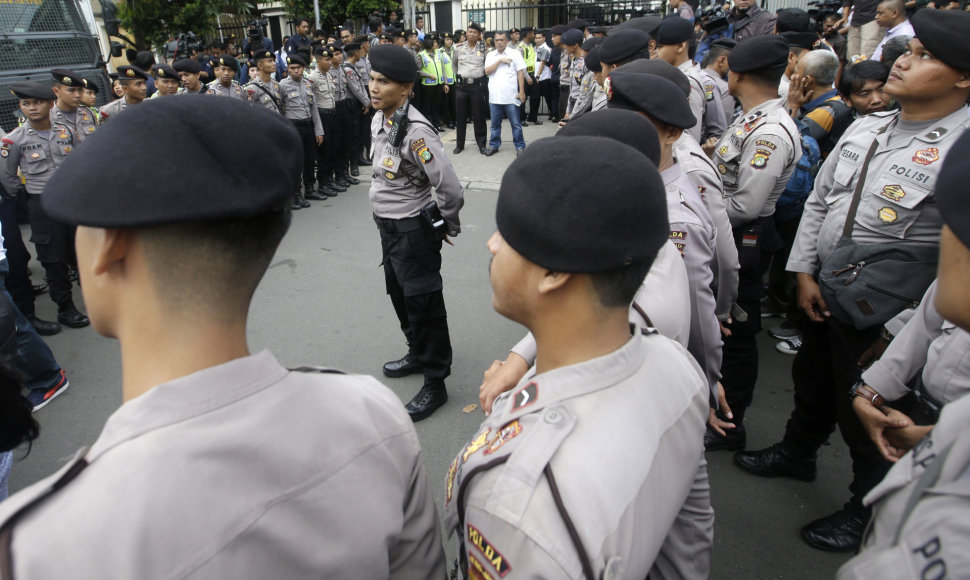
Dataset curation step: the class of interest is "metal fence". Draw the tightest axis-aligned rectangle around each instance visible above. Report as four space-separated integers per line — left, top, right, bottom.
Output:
460 0 663 32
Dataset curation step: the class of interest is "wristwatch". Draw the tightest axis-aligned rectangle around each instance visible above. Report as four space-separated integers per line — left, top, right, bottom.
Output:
850 380 886 409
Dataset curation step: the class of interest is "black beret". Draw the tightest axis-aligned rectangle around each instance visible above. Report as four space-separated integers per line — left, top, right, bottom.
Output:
81 78 98 93
286 54 308 66
606 72 696 129
614 15 662 36
562 29 584 46
253 49 275 61
728 35 789 72
51 69 84 87
589 26 609 34
558 108 662 166
522 26 535 33
468 22 483 32
711 37 738 50
581 36 605 52
153 64 179 81
585 46 603 73
214 56 239 72
938 131 970 247
599 29 650 64
443 32 453 39
313 44 333 57
497 136 667 273
657 17 693 45
781 31 819 51
510 27 520 34
913 9 970 72
10 82 54 100
43 95 301 228
406 28 419 37
343 41 362 52
173 58 202 74
549 24 568 35
567 18 588 30
117 65 149 80
614 58 690 97
369 44 418 83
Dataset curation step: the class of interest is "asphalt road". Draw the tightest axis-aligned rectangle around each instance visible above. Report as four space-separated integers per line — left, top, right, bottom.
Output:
9 122 855 578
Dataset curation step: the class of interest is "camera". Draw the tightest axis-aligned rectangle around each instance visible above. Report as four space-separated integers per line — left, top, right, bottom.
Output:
164 31 202 60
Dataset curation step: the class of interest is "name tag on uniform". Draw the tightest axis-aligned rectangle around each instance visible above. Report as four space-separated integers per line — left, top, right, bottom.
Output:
380 144 401 173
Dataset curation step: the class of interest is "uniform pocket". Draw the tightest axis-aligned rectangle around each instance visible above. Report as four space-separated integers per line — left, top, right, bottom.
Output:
855 178 932 239
23 149 50 174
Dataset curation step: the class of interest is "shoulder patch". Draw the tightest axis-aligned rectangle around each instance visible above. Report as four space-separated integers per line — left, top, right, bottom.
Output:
755 139 777 150
512 382 538 410
410 137 427 152
468 524 512 577
750 149 771 169
483 420 522 456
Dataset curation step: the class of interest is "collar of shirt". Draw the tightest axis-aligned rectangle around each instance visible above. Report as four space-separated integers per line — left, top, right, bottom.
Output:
803 88 840 112
86 351 288 461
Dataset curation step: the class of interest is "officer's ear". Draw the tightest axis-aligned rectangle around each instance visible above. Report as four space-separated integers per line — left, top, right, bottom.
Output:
538 270 571 295
80 227 132 277
954 70 970 90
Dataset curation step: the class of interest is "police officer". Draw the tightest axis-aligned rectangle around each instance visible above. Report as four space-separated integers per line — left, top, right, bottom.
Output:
837 129 970 580
705 35 800 452
100 66 148 121
244 49 283 114
701 38 737 123
204 56 244 98
367 45 464 421
49 69 98 142
279 54 324 209
307 45 342 197
0 94 447 577
174 58 207 94
561 29 585 121
736 11 970 552
331 45 361 189
341 40 371 178
452 22 488 155
0 83 88 329
446 136 712 579
150 64 183 97
516 26 539 125
656 17 728 144
416 37 444 129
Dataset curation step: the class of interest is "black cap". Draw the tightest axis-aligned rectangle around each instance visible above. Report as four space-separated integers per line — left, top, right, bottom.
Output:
606 72 696 129
81 78 98 93
343 41 363 52
313 44 334 57
614 58 690 97
581 36 605 52
614 15 662 36
657 17 693 45
443 32 453 39
468 22 483 33
286 54 308 66
369 44 418 83
711 37 738 50
51 69 84 87
589 26 609 34
781 31 819 51
43 95 301 228
585 46 603 73
599 28 651 64
214 56 239 72
496 136 668 273
406 28 419 37
557 108 662 166
549 24 567 36
728 35 789 72
521 26 534 33
10 82 54 100
173 58 202 74
510 27 520 34
117 65 149 80
153 64 179 81
938 131 970 247
253 49 275 61
562 29 584 46
567 18 588 31
913 9 970 72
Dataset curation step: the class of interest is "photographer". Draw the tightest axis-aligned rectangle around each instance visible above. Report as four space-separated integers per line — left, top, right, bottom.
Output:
285 18 312 54
242 19 274 55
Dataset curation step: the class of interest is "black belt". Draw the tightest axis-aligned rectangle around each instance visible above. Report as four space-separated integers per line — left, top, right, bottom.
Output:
289 118 313 126
373 215 424 234
317 107 337 116
460 77 483 85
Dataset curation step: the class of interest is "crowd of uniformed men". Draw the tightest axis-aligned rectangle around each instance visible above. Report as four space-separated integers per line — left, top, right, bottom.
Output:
0 1 968 577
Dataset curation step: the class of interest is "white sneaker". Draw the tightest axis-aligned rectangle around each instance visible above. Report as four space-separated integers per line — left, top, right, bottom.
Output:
770 324 801 340
775 336 802 355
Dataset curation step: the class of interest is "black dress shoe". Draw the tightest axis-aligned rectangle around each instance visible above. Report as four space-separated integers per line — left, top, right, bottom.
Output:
483 147 498 156
344 174 360 185
383 352 421 378
350 165 360 177
299 194 311 208
328 179 348 192
405 381 448 422
446 123 456 129
704 424 746 451
531 119 543 125
57 307 90 329
734 442 817 481
453 146 464 154
521 121 529 127
291 196 303 210
28 316 61 336
357 156 372 166
334 176 351 188
479 146 488 155
32 282 48 296
305 190 328 200
801 505 868 552
318 182 339 197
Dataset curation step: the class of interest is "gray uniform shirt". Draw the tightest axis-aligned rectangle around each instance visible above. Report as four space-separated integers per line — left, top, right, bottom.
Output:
306 68 337 110
837 393 970 580
342 61 371 107
787 107 970 275
453 41 487 79
369 107 464 233
98 96 137 122
445 332 713 579
679 61 727 143
560 53 572 87
567 55 586 109
244 77 283 114
332 63 349 102
279 75 324 137
674 134 739 321
569 69 597 117
705 69 735 123
0 123 74 195
0 351 446 578
51 104 98 142
663 163 722 400
205 79 245 99
713 97 801 228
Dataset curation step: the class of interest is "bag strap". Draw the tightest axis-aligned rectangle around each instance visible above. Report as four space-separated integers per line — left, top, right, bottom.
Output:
841 120 896 239
253 82 283 115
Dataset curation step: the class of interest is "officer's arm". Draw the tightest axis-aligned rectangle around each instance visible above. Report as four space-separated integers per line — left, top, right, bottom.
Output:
463 508 576 579
786 148 839 275
702 88 728 142
697 173 740 320
0 138 23 196
679 220 723 399
310 92 324 137
686 79 705 142
572 73 596 115
409 128 464 234
726 131 789 227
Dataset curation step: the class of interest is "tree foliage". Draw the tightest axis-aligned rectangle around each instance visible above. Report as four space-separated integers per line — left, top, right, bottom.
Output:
282 0 392 31
118 0 255 50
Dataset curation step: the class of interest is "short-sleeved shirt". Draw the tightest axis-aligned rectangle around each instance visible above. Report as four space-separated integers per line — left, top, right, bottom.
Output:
485 48 526 105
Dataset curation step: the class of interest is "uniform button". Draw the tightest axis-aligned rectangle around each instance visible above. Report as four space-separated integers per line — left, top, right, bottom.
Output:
544 408 563 424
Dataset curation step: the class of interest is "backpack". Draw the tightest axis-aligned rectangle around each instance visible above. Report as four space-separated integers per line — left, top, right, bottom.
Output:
775 118 822 222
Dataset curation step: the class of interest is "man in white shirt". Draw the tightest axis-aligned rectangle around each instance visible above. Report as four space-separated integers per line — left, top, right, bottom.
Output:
870 0 914 62
483 30 527 156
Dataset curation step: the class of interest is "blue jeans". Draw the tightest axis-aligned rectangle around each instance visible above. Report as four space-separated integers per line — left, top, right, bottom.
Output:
0 260 62 394
488 103 526 151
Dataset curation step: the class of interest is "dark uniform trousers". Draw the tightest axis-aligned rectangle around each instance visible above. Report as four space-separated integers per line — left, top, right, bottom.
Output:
290 118 316 189
537 79 553 121
26 195 73 308
316 108 338 182
767 214 802 311
455 80 487 149
336 99 359 176
375 216 452 380
557 85 569 120
0 194 33 317
358 109 375 161
784 317 889 505
416 84 441 128
521 74 540 122
719 216 782 425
